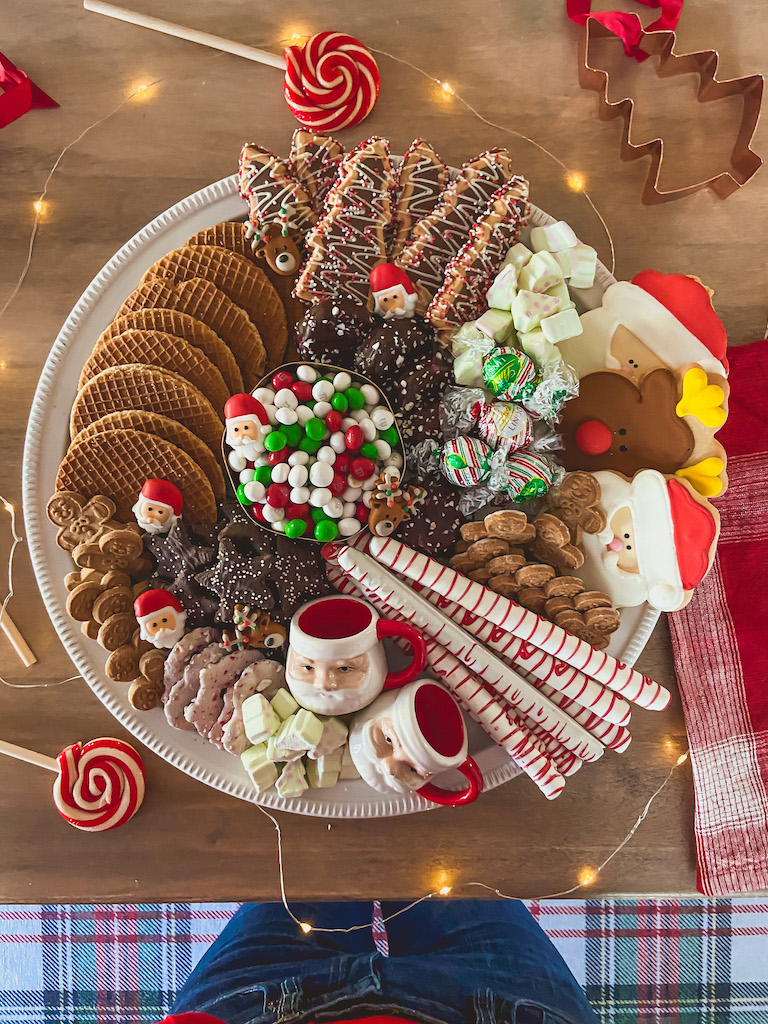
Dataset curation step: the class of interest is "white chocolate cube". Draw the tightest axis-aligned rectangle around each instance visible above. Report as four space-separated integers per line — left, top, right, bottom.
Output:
517 251 563 294
501 242 533 273
279 708 325 752
529 220 579 253
241 743 279 792
485 263 517 310
510 289 563 333
270 688 299 722
306 748 344 788
242 693 281 745
267 719 304 763
541 308 584 344
475 308 515 343
275 759 308 799
308 717 348 759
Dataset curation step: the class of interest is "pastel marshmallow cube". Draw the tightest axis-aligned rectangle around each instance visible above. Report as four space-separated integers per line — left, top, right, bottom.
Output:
529 220 579 253
266 730 304 763
270 688 299 721
540 307 584 344
277 708 325 752
475 308 516 344
241 744 279 792
485 263 518 310
453 348 486 387
545 279 574 310
306 748 343 788
511 289 563 333
502 242 533 273
275 759 309 798
308 716 348 759
242 693 281 745
567 244 598 289
517 251 563 294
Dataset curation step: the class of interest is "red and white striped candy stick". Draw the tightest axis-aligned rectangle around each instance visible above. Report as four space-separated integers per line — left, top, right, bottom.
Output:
368 536 669 712
510 709 582 776
331 546 604 762
406 581 631 726
525 674 633 753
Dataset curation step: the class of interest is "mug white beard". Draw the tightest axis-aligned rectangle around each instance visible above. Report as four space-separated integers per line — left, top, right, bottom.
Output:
286 662 384 716
348 695 413 795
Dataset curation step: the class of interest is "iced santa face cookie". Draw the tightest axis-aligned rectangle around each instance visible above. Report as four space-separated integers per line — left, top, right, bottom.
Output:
578 469 719 612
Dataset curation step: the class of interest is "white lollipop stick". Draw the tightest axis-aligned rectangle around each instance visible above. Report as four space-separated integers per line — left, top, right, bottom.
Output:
368 536 670 712
0 607 37 667
330 568 570 795
404 580 631 725
331 546 604 762
83 1 287 69
0 739 57 772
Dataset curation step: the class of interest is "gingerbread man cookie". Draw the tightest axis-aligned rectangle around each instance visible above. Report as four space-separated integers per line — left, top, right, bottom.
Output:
47 492 122 552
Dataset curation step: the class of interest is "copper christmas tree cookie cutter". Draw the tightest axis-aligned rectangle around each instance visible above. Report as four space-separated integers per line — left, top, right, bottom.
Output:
580 15 764 204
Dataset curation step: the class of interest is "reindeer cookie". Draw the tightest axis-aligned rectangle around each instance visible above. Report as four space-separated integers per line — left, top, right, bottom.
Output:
367 469 427 538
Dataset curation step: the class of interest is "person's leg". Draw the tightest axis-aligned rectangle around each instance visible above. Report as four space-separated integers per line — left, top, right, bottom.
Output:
171 901 375 1018
375 898 598 1024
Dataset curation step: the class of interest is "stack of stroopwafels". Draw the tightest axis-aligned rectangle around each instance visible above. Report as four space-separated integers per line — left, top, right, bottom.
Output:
55 233 290 526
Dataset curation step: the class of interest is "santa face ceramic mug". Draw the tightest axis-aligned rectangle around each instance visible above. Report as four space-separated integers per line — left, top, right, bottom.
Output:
285 595 427 716
348 679 484 806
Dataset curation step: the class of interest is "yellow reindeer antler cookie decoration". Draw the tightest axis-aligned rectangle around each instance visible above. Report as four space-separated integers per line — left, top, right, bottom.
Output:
676 367 727 429
676 457 726 498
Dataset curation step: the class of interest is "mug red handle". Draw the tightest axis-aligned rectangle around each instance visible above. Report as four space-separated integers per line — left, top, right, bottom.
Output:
417 756 484 807
376 620 427 690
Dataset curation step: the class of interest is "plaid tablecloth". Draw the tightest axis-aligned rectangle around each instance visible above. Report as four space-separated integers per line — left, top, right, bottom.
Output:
2 900 768 1024
670 340 768 895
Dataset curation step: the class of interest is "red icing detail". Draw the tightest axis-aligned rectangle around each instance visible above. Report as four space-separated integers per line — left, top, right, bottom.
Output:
351 457 375 480
134 588 182 618
632 269 729 375
575 419 612 455
329 472 347 496
139 478 183 515
272 370 294 390
414 683 464 757
298 596 373 639
266 484 291 508
667 478 717 590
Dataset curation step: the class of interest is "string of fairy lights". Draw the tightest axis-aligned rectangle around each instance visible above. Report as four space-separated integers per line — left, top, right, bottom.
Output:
0 27 690 926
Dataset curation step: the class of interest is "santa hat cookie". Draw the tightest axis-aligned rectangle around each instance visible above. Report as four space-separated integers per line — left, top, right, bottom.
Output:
580 469 719 612
370 263 418 319
224 393 272 465
559 270 728 380
224 393 269 429
134 588 187 649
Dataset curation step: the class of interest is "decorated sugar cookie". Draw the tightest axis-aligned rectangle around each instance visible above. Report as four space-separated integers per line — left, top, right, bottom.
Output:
132 479 182 535
370 263 418 319
578 469 719 612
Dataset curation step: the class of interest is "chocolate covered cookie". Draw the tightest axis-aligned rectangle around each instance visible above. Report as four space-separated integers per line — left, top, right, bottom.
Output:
398 481 464 555
294 297 376 368
380 359 453 415
354 317 434 378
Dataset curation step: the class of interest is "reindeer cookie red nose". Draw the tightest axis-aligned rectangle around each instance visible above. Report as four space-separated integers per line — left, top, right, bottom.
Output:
574 419 612 455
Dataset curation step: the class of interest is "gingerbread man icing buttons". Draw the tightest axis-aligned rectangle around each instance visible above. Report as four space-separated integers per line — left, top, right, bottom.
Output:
577 469 719 612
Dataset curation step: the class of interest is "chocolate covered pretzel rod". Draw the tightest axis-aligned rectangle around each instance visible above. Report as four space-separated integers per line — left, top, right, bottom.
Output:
523 674 632 753
330 544 604 762
405 581 631 726
329 565 566 798
368 536 670 711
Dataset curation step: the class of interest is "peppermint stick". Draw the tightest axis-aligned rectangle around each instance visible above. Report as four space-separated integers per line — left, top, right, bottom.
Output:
368 536 669 712
330 566 566 798
405 581 631 726
524 674 632 753
331 545 603 762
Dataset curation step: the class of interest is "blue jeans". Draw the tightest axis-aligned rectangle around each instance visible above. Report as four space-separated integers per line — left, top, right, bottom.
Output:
171 900 599 1024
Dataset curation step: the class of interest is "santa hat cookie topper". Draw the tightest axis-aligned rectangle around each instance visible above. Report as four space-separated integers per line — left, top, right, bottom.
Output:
132 478 183 535
133 588 187 649
579 469 719 612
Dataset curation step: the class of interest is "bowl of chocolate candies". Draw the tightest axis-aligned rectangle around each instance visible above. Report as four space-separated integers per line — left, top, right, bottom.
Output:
223 362 405 543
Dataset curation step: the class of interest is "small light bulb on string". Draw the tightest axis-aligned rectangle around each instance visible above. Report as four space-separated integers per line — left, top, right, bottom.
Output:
299 921 312 934
676 752 689 766
128 80 157 102
577 866 598 887
438 886 453 896
440 80 455 96
32 199 48 218
565 170 587 192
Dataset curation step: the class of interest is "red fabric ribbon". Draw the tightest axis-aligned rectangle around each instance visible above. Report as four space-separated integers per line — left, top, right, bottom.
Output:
0 51 58 129
566 0 684 61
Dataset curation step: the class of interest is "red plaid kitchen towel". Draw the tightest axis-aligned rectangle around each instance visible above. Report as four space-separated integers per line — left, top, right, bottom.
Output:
669 339 768 895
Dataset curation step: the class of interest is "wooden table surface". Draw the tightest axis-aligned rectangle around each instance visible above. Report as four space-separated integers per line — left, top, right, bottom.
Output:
2 0 766 903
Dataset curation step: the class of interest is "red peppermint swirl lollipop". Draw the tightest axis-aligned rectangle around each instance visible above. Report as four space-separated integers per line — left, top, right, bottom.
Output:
53 737 146 831
284 31 380 132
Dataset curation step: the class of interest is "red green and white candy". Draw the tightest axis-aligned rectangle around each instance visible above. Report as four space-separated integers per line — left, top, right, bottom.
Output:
501 451 555 501
482 346 538 402
226 365 402 542
440 435 493 487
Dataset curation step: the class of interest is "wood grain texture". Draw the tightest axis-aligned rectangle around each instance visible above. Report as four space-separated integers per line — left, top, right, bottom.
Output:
2 0 766 902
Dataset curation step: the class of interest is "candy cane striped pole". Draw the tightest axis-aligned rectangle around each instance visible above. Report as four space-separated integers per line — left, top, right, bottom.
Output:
368 536 669 712
405 580 631 726
331 545 604 762
525 674 633 753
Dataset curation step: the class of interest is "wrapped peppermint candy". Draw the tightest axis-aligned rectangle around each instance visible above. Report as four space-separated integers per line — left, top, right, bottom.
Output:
439 435 493 487
488 449 558 502
440 386 533 452
450 323 496 388
482 346 538 402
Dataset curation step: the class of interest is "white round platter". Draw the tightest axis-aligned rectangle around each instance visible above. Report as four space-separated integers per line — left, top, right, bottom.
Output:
22 173 660 817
